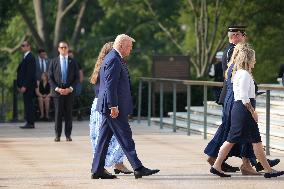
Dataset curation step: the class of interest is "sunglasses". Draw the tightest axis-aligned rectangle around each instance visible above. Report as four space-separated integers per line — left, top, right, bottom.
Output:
21 44 28 47
59 46 67 49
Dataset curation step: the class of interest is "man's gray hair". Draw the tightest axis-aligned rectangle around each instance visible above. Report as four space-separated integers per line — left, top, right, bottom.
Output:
114 34 135 47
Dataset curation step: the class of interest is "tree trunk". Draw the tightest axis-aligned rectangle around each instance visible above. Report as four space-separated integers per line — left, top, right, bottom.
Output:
53 0 65 54
33 0 49 51
15 3 44 49
71 0 90 49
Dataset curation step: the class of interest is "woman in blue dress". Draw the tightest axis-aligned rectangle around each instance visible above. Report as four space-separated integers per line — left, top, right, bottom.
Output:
89 42 132 174
210 43 284 178
204 44 257 174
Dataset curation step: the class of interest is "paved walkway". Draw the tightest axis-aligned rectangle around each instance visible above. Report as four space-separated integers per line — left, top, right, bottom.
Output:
0 120 284 189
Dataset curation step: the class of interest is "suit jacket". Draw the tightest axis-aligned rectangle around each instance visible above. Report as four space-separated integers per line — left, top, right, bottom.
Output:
16 52 37 91
218 43 236 105
48 56 79 97
36 57 50 80
96 49 133 116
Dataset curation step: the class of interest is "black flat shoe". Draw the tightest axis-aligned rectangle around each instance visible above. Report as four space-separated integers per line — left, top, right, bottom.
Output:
114 168 133 174
221 162 240 172
210 167 231 177
91 172 117 179
264 170 284 178
255 158 280 172
134 166 160 179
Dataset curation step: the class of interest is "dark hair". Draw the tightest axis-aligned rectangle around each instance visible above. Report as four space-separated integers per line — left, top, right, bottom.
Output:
38 49 46 54
58 41 69 47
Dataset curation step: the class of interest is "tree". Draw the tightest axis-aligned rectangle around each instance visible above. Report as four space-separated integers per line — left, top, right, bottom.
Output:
144 0 249 77
13 0 92 55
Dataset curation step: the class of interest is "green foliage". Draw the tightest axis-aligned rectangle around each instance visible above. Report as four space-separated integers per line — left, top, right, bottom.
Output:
0 0 283 119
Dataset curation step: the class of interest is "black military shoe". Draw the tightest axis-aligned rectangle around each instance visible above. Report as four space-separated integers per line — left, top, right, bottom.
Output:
264 170 284 178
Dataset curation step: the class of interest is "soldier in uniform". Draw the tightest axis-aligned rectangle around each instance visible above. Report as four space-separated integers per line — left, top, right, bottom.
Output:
218 26 246 105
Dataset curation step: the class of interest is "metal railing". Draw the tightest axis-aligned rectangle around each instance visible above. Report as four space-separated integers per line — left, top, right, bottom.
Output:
137 77 284 155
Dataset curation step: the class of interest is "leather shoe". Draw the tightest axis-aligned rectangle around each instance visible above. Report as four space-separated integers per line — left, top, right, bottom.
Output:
66 137 72 142
221 162 240 172
20 124 35 129
210 167 231 177
54 137 60 142
134 166 160 179
240 164 261 175
255 158 280 172
114 168 133 174
264 170 284 178
91 171 117 179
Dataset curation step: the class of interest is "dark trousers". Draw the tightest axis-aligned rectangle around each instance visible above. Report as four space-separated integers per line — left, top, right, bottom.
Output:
53 94 73 138
23 89 35 125
91 113 143 174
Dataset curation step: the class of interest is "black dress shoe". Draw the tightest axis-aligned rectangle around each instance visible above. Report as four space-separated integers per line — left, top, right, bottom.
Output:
114 168 133 174
210 167 231 177
20 124 35 129
255 158 280 172
91 172 117 179
264 170 284 178
134 166 160 179
66 137 72 141
221 162 240 172
54 137 60 142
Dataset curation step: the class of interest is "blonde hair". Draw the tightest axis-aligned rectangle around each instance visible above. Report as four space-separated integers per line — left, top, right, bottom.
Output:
225 43 255 81
90 42 113 84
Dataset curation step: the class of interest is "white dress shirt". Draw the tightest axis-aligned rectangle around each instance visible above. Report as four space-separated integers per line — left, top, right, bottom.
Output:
24 51 30 58
113 47 123 58
233 69 255 104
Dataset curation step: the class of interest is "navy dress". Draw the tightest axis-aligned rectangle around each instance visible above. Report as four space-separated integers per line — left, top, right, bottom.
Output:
204 64 255 158
227 99 262 143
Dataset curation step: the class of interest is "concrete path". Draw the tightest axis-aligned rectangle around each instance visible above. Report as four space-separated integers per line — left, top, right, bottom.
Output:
0 120 284 189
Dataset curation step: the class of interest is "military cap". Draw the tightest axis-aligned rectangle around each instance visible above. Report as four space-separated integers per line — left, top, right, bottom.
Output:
228 25 246 34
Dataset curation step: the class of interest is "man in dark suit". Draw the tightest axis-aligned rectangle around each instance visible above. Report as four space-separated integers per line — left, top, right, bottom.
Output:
91 34 159 179
48 41 79 142
36 49 49 84
17 40 37 129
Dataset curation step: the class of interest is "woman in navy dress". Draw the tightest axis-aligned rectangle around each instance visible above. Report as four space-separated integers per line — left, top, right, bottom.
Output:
89 42 132 174
205 46 257 174
210 43 284 178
